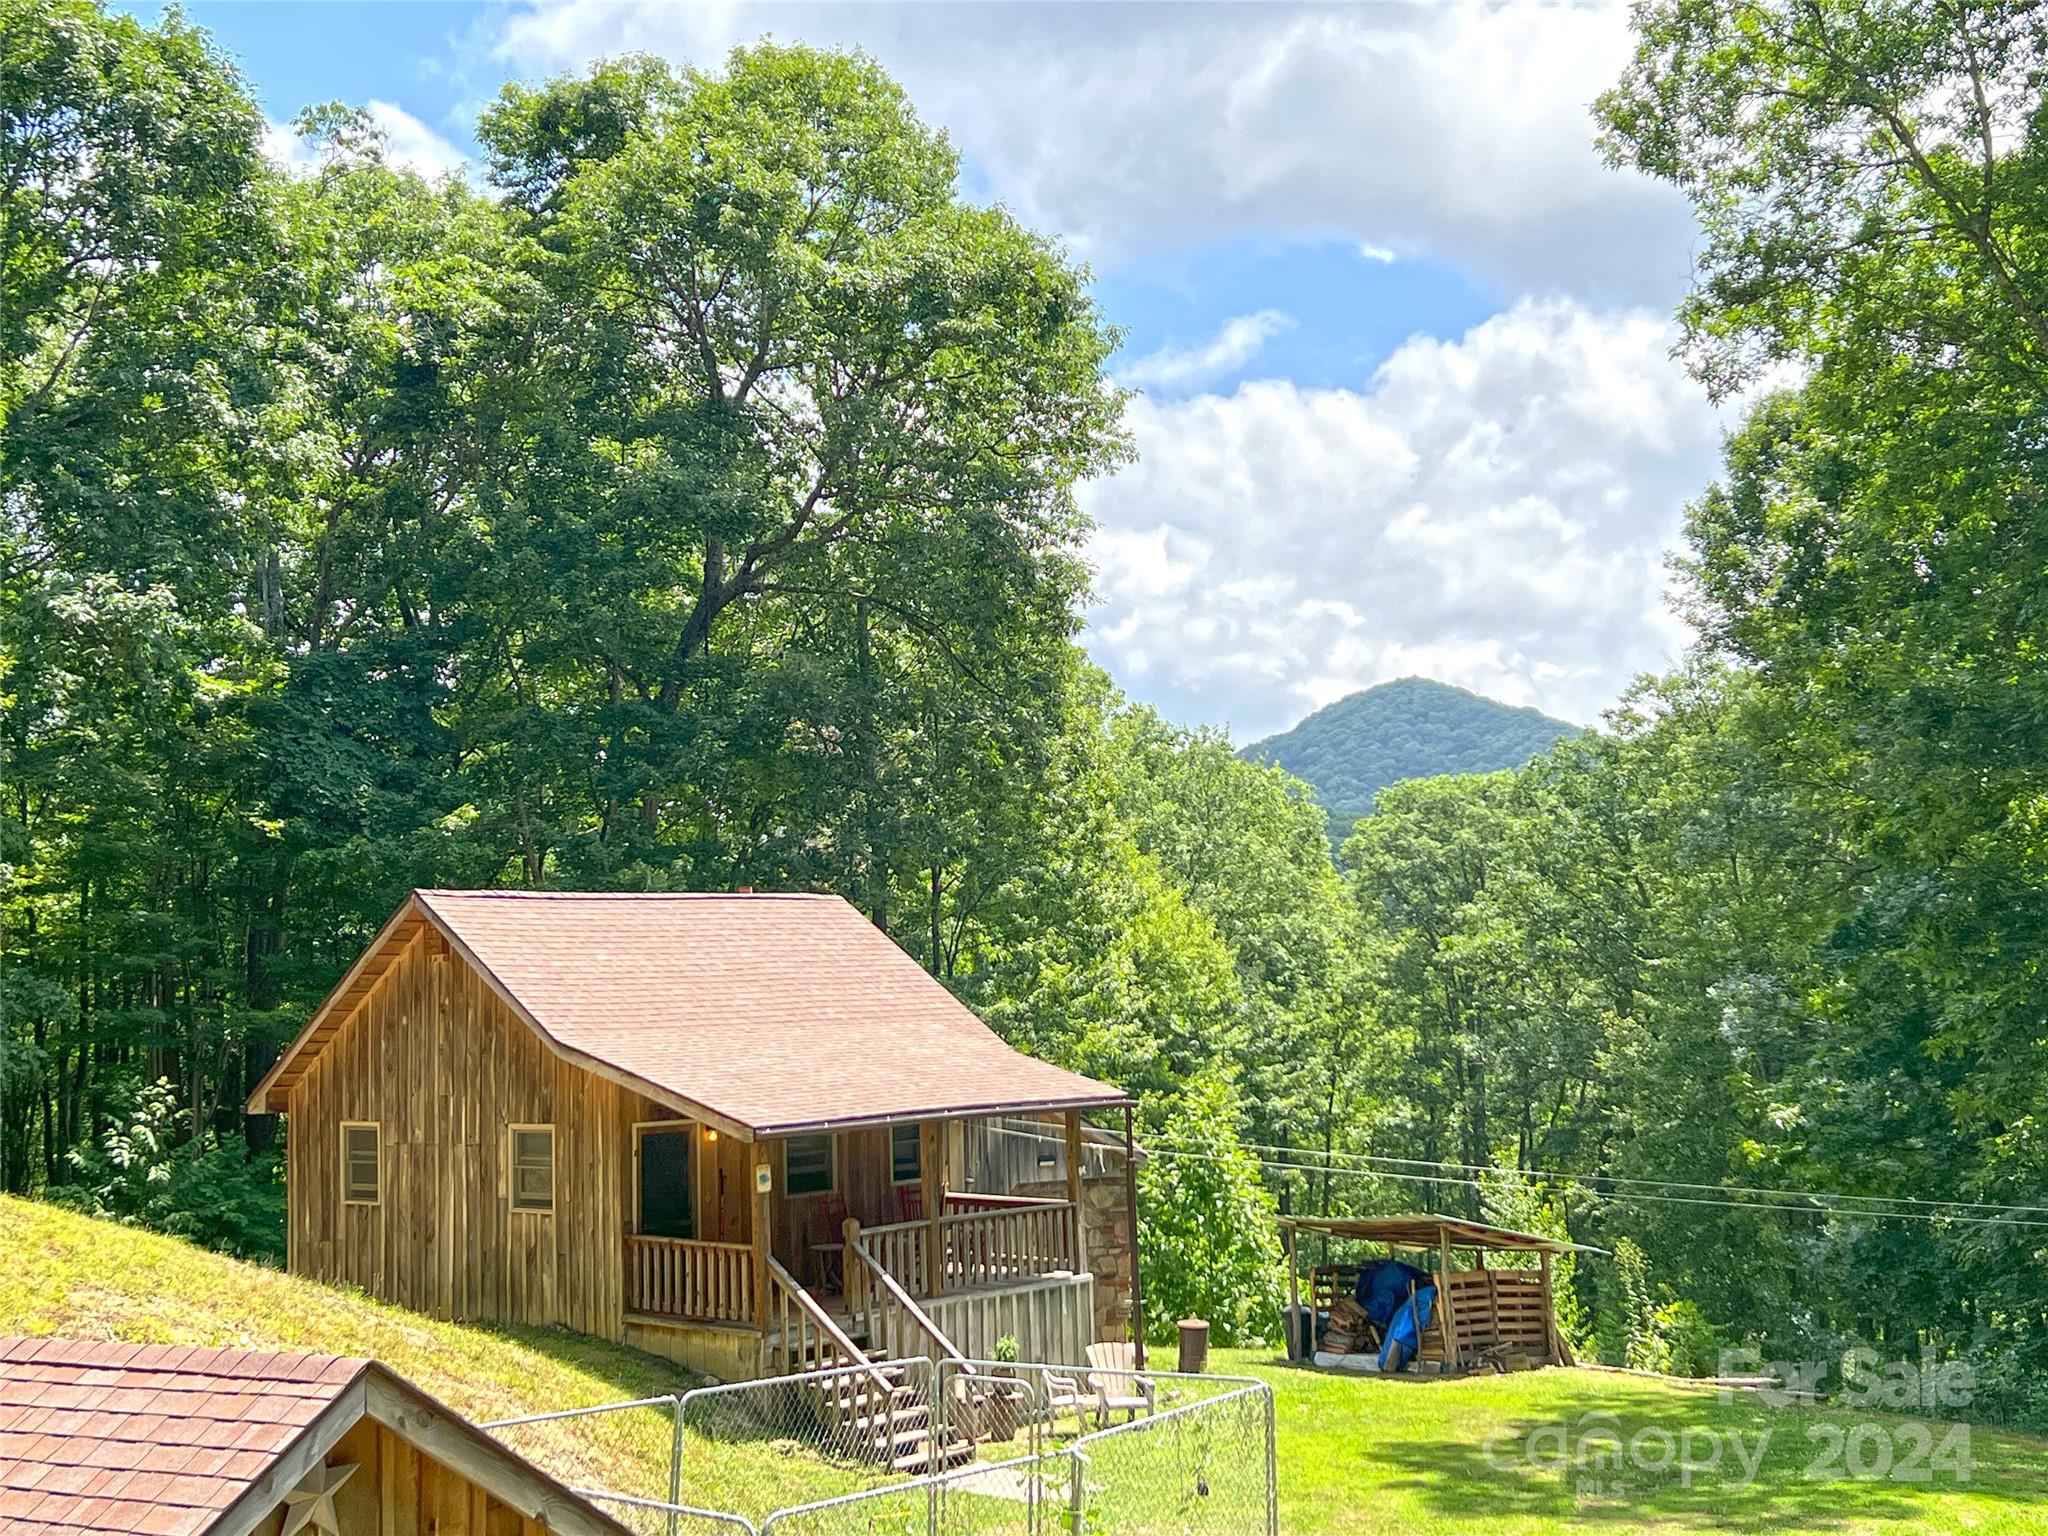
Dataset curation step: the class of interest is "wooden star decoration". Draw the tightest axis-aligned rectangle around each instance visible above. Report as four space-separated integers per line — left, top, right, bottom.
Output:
280 1460 358 1536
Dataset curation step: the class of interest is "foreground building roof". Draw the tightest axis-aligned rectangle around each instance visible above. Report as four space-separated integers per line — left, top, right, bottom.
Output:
249 889 1128 1136
0 1337 626 1536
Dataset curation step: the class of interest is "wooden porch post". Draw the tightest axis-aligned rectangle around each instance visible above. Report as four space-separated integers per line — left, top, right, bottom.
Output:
1124 1103 1146 1368
921 1120 945 1297
752 1141 773 1333
1540 1249 1559 1363
843 1218 863 1314
1284 1223 1302 1361
1063 1109 1087 1273
1436 1226 1459 1373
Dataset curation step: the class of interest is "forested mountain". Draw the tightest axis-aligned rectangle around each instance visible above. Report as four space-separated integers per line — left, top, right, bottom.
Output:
1241 679 1576 839
8 0 2048 1427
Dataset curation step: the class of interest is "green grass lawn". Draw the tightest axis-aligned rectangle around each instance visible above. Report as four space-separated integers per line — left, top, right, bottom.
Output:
1212 1349 2046 1534
4 1198 2040 1532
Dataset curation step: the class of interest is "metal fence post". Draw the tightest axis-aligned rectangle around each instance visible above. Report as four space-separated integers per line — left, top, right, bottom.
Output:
668 1392 686 1536
1067 1445 1087 1534
1263 1383 1279 1536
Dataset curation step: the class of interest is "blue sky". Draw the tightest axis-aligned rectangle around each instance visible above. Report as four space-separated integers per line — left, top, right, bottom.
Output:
129 1 1725 740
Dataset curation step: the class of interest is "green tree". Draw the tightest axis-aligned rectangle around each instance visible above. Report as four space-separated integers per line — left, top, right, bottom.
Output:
1136 1074 1285 1346
470 47 1125 889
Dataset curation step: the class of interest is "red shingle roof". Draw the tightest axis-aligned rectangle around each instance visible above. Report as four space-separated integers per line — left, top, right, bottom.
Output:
0 1337 363 1535
254 891 1128 1136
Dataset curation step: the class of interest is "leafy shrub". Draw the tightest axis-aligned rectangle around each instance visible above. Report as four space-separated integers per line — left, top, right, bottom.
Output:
1654 1300 1725 1379
1591 1238 1727 1377
50 1079 284 1263
1595 1237 1666 1371
1136 1074 1283 1345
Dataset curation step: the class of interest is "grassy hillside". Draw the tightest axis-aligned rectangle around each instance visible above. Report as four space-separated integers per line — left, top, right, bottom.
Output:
6 1200 2039 1532
1244 678 1578 841
0 1196 694 1495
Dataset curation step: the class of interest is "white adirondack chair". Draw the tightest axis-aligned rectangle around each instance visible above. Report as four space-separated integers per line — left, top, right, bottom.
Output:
1083 1341 1157 1425
1041 1366 1095 1438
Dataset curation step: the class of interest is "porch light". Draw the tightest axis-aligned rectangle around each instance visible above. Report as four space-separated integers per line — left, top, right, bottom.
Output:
704 1129 718 1143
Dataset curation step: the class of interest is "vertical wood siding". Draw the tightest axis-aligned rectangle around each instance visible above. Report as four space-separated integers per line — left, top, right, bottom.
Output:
285 931 641 1339
251 1419 548 1536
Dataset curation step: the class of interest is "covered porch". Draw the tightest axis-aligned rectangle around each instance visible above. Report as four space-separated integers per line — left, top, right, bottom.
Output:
620 1104 1135 1375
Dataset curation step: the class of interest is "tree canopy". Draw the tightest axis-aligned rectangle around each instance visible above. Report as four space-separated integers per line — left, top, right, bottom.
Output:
6 0 2048 1405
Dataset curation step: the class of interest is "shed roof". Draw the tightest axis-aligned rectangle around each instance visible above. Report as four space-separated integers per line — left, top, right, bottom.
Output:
248 890 1129 1137
0 1337 626 1536
1277 1212 1606 1255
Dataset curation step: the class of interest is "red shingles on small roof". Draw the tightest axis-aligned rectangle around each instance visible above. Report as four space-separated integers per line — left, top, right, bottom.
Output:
258 890 1129 1135
0 1337 364 1535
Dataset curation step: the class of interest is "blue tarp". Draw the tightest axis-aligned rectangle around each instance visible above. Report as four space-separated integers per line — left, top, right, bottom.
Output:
1377 1282 1436 1371
1354 1260 1428 1327
1345 1259 1437 1371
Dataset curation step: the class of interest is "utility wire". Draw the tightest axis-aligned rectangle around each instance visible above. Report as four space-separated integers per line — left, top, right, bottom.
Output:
1141 1135 2048 1219
1134 1144 2048 1232
1003 1120 2048 1226
1244 1142 2048 1216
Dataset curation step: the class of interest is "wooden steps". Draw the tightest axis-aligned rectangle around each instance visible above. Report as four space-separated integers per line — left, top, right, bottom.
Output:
764 1264 976 1477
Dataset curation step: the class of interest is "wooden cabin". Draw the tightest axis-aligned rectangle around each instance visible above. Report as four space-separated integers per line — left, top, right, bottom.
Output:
0 1337 627 1536
248 890 1136 1391
1279 1213 1601 1373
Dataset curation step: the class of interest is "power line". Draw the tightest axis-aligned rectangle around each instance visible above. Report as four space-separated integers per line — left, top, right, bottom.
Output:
1145 1135 2048 1220
1011 1119 2048 1227
1133 1144 2048 1232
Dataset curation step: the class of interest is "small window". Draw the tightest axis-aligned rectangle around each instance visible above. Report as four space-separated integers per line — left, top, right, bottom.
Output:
510 1125 555 1213
342 1123 380 1205
891 1124 922 1186
785 1133 835 1196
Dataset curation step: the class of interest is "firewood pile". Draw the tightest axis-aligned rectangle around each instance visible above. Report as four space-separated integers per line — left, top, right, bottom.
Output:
1318 1296 1379 1356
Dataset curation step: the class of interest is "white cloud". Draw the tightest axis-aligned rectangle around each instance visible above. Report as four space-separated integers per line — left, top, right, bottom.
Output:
261 119 316 173
473 0 1722 734
1116 310 1295 392
262 101 468 181
485 0 1694 302
368 101 469 179
1079 298 1725 737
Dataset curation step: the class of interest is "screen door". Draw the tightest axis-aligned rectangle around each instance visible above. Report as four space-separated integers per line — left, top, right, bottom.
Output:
638 1127 694 1239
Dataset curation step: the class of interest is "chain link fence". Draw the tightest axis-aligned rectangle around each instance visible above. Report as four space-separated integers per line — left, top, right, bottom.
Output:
678 1358 948 1524
482 1394 683 1509
483 1360 1275 1536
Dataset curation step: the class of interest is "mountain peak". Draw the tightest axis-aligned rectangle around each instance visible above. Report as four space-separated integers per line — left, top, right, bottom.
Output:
1242 679 1579 841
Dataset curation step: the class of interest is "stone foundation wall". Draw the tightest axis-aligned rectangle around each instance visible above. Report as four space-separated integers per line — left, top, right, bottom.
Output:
1016 1174 1132 1343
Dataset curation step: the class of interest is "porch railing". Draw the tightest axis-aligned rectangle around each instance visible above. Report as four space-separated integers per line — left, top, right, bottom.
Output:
945 1198 1077 1288
854 1194 1078 1299
625 1234 755 1323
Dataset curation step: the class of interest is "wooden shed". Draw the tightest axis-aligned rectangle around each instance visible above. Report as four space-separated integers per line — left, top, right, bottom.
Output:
1279 1213 1602 1373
